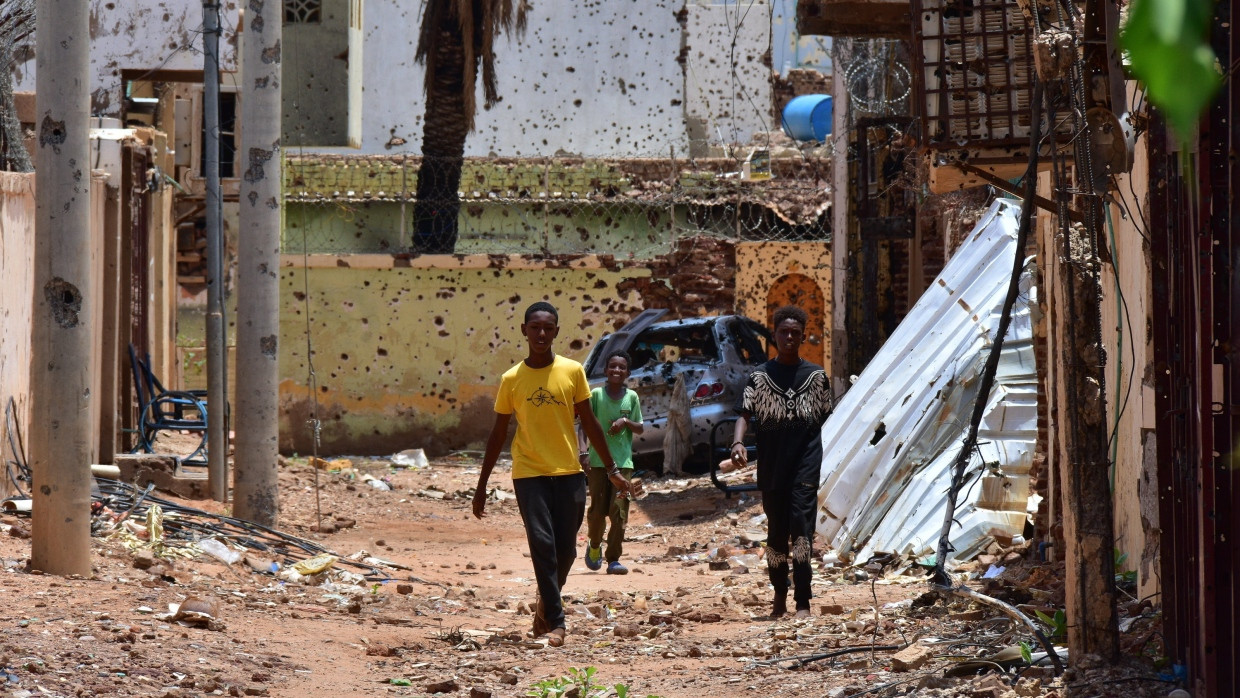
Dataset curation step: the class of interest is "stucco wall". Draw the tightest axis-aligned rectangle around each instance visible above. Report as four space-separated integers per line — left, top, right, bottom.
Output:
0 173 35 487
734 241 833 368
278 255 650 456
12 1 241 116
318 0 775 156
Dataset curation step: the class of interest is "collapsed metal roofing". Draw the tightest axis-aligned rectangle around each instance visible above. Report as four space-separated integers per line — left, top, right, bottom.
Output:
816 199 1037 565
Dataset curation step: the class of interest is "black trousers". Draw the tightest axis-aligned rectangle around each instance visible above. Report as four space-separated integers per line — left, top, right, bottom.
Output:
762 481 817 609
513 471 587 630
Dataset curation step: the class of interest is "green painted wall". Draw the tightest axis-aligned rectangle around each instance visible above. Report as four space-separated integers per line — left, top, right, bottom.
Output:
278 261 649 456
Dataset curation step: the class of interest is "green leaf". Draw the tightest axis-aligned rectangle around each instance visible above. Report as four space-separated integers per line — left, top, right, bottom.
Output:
1020 640 1033 665
389 678 412 686
1121 0 1221 141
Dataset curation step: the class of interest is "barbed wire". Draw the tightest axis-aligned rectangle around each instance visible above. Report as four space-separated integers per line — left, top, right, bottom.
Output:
283 141 834 256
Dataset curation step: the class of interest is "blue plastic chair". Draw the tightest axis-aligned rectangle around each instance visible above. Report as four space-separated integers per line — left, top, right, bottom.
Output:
128 344 209 465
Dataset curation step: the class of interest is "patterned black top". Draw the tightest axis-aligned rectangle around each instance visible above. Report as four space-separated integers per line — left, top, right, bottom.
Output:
736 359 833 491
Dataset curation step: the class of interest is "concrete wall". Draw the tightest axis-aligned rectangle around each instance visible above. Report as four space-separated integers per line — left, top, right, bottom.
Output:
0 173 35 489
734 241 833 368
12 1 241 116
15 0 821 157
277 255 650 456
1100 129 1158 598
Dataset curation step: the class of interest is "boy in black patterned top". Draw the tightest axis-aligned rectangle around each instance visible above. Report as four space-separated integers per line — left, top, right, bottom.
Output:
730 306 833 619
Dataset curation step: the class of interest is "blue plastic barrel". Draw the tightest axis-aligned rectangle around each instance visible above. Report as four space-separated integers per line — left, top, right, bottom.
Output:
781 94 833 142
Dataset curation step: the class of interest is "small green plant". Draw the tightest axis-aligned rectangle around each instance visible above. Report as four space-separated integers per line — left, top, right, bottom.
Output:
527 667 661 698
1019 640 1033 665
1114 549 1138 586
1035 608 1068 642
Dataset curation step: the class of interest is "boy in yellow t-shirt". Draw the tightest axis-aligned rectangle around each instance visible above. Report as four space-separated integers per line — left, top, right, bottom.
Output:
472 301 631 648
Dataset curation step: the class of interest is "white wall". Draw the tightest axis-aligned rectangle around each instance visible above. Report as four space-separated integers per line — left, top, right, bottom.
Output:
334 0 777 156
17 0 795 157
13 0 241 116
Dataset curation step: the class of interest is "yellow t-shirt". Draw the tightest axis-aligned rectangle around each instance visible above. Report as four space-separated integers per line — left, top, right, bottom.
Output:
494 355 591 479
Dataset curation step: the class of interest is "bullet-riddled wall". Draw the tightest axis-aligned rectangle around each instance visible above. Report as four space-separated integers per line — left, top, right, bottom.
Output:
734 242 833 370
279 256 655 456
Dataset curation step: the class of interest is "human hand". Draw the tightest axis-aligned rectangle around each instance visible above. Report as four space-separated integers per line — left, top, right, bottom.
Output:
607 468 632 498
578 452 590 466
608 417 627 435
730 442 748 468
472 487 488 519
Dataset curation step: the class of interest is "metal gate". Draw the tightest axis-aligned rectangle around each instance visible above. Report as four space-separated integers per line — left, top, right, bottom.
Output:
1148 0 1240 690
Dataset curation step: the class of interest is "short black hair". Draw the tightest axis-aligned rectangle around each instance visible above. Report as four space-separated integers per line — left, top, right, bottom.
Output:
772 305 808 330
605 350 632 369
524 301 559 323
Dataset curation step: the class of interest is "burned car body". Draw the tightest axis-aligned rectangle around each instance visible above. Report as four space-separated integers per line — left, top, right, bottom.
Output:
583 310 773 471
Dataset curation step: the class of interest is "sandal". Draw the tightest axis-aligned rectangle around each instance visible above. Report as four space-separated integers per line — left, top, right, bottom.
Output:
535 627 565 648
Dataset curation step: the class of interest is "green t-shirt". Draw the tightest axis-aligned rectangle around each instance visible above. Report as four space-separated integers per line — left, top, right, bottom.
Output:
586 386 642 470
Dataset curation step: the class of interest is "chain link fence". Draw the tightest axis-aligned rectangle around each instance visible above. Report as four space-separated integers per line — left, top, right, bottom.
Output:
283 139 833 258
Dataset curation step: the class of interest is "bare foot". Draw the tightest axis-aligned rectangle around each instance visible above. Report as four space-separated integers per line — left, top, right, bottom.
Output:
536 627 565 648
794 608 812 619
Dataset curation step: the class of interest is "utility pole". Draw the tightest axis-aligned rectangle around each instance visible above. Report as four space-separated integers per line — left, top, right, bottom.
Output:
1053 0 1120 664
233 0 282 526
30 0 93 576
203 0 229 502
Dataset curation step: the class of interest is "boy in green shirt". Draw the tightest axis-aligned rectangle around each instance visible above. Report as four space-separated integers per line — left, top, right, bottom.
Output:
580 351 645 575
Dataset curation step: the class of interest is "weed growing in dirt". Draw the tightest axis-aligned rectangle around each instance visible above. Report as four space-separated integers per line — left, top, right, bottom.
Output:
527 666 662 698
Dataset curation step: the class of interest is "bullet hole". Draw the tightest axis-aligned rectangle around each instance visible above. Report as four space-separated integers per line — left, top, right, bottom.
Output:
293 291 306 301
443 360 450 366
573 99 582 107
377 348 388 357
870 422 887 445
43 277 82 328
569 340 584 351
260 334 277 357
320 386 329 392
508 294 521 304
340 353 349 360
39 116 67 148
433 316 444 326
361 318 369 325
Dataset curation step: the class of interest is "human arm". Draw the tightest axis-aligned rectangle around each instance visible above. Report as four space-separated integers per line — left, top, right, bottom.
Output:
610 391 644 436
472 412 512 519
575 399 633 496
730 414 750 467
608 415 644 436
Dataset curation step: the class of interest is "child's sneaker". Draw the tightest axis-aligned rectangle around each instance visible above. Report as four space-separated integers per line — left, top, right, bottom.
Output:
606 561 628 575
584 545 603 571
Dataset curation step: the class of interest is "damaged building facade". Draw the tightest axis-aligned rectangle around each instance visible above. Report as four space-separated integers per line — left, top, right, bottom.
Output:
802 0 1238 689
4 1 838 457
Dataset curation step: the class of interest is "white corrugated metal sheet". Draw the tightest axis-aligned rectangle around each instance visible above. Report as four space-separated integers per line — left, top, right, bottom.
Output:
816 199 1037 564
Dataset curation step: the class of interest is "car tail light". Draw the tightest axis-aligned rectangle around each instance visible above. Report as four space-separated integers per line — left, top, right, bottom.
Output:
693 381 724 400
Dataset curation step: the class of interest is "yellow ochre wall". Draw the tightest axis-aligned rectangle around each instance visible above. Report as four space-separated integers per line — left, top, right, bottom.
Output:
734 242 833 369
278 254 648 456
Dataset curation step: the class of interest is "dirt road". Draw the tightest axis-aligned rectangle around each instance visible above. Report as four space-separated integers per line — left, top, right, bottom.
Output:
0 456 1163 697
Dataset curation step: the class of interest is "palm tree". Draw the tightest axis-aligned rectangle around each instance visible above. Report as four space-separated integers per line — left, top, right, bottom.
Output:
0 0 35 172
413 0 527 253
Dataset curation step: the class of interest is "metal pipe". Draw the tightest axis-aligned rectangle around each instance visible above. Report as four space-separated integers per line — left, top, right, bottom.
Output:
203 0 229 502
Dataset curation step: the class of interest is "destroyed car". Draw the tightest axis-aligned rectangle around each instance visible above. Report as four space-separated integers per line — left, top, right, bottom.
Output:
582 310 773 472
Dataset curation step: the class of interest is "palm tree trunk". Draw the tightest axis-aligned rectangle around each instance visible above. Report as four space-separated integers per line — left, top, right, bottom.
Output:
413 21 470 254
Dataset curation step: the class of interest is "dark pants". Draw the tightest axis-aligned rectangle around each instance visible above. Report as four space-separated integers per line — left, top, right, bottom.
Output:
586 466 631 562
513 472 587 630
762 481 817 609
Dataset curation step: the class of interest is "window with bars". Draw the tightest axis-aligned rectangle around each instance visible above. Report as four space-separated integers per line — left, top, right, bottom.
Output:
285 0 321 24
